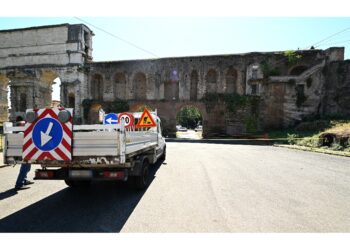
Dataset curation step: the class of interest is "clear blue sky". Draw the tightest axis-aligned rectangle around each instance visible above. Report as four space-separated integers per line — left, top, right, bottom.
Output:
1 17 350 61
1 17 350 101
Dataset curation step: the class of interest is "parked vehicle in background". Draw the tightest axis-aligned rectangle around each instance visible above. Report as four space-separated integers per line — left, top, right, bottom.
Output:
178 126 188 132
195 125 203 132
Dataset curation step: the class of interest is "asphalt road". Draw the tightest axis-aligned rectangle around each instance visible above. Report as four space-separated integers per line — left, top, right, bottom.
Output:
0 143 349 232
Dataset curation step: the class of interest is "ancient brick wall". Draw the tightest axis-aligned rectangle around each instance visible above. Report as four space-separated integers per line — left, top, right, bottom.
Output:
322 60 350 117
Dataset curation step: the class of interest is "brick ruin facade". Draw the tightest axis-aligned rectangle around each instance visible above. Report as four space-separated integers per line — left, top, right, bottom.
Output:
0 23 349 137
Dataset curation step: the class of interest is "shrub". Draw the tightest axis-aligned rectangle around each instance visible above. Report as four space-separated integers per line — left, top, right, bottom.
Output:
330 142 343 151
296 136 320 148
287 133 298 145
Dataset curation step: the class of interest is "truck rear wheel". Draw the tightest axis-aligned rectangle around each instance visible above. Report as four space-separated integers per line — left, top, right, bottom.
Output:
133 159 150 189
64 179 91 188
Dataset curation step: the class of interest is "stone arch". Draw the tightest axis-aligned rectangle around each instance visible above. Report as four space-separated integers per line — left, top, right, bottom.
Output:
289 65 308 76
190 70 198 101
114 72 126 99
133 72 147 100
225 68 237 94
175 103 206 138
91 73 104 101
206 69 217 93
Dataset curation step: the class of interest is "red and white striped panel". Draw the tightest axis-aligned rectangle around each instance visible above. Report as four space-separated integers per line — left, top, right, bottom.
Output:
22 108 73 162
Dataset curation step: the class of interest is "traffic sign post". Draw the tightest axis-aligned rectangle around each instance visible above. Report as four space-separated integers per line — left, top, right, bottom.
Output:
32 118 63 151
22 108 73 161
103 113 119 125
118 112 135 129
135 108 157 128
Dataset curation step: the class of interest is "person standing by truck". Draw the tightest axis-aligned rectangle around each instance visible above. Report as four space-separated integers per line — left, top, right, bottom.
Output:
15 163 33 190
14 120 34 190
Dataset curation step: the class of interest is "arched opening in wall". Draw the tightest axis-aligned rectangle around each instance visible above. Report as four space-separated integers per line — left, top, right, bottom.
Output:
176 105 203 139
226 68 237 94
114 73 126 100
39 70 59 109
91 74 104 101
52 77 61 108
7 84 11 115
289 65 308 76
190 70 198 101
206 69 217 93
133 72 147 100
68 93 75 109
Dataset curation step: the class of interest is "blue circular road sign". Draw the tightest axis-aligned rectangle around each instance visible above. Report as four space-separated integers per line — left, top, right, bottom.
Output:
103 113 119 124
32 117 63 151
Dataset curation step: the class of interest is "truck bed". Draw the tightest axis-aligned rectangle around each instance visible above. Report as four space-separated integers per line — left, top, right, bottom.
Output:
3 124 158 166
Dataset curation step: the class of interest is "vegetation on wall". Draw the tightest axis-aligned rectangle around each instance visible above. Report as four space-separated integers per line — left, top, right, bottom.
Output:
260 60 281 78
284 50 302 65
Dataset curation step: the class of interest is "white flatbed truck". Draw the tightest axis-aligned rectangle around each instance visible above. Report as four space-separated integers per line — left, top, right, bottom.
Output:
2 108 166 189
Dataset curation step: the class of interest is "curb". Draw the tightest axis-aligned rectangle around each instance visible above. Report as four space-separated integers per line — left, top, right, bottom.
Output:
165 138 284 145
274 144 350 157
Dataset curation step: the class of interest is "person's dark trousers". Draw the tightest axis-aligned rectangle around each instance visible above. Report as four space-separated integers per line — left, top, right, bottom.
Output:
15 163 31 188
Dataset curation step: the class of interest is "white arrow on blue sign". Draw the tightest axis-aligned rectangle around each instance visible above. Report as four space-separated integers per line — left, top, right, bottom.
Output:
32 117 63 151
103 113 119 125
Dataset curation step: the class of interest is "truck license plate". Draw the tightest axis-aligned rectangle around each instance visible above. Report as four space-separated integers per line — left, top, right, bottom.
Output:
69 170 92 178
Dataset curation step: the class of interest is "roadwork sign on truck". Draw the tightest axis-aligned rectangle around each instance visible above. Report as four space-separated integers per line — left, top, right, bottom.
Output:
3 108 166 189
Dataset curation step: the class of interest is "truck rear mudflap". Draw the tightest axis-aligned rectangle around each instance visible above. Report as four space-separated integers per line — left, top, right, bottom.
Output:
34 168 128 181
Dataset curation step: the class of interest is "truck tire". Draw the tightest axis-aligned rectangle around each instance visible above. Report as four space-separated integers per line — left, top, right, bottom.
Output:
133 159 150 190
64 179 91 188
160 146 166 161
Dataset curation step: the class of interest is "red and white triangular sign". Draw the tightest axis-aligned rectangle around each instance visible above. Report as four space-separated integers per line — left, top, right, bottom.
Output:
135 108 157 128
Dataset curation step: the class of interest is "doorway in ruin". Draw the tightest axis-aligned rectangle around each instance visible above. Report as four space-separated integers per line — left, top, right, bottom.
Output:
176 105 203 139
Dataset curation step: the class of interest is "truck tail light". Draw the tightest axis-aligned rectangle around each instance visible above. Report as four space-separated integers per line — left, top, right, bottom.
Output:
103 171 124 179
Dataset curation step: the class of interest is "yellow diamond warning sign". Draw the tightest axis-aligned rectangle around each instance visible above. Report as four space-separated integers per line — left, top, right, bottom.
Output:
135 108 157 128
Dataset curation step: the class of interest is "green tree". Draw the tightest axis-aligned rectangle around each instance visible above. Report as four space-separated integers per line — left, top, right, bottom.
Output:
176 106 202 129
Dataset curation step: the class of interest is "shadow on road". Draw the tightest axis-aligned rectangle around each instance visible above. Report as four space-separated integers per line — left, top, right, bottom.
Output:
0 160 165 233
0 188 18 200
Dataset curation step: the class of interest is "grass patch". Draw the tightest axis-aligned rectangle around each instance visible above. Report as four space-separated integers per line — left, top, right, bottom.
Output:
269 119 350 155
